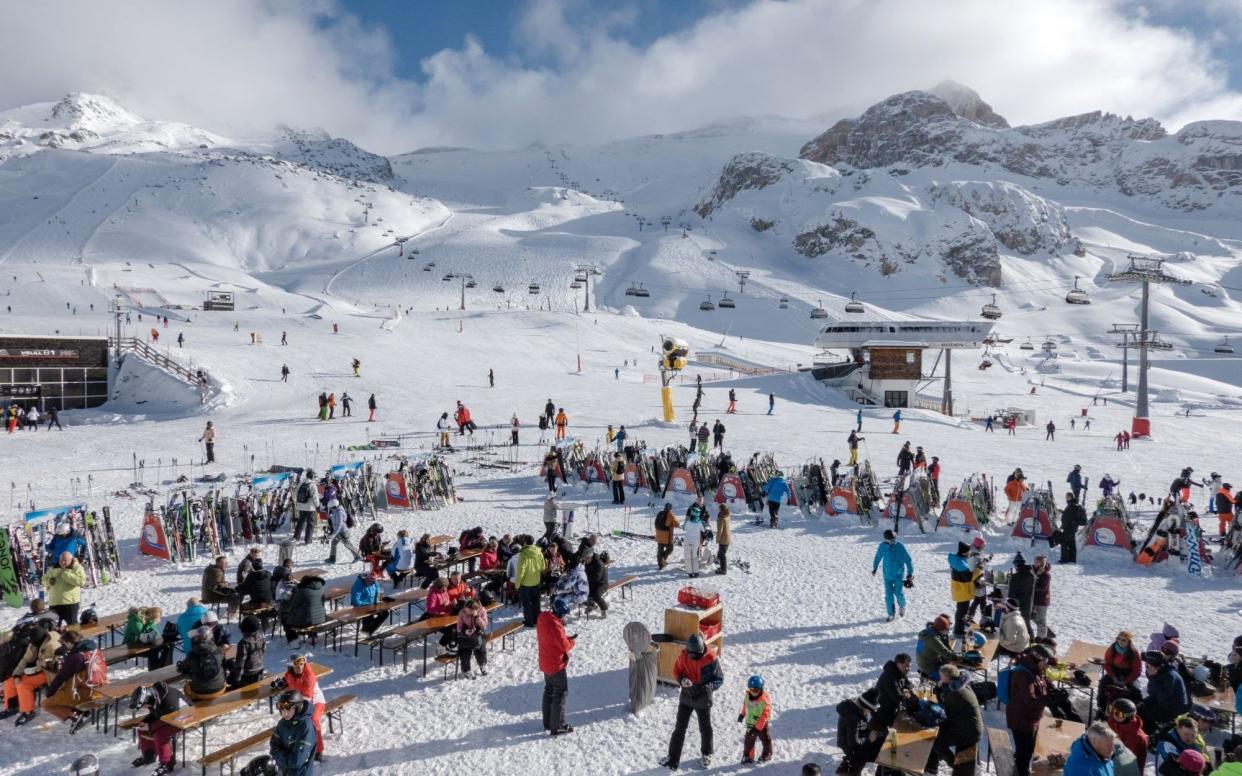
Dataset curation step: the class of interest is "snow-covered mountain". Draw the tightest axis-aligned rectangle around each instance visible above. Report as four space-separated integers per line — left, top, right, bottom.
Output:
0 89 1237 360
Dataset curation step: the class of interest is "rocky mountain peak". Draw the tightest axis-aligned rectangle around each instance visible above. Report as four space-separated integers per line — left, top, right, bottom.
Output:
928 81 1009 128
49 92 141 130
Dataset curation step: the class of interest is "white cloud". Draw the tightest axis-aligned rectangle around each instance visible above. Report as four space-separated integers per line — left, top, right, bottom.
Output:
1 0 1240 154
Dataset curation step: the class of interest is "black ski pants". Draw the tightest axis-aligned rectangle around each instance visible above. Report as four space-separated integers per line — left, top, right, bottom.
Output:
293 510 316 544
717 544 728 573
51 602 79 626
667 702 713 767
611 481 625 504
205 442 215 463
657 542 674 569
542 669 568 731
519 585 541 627
953 600 971 637
1012 729 1036 776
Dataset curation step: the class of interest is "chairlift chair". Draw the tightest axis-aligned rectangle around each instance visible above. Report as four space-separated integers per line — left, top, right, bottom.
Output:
700 295 716 312
1042 338 1058 352
633 284 650 298
980 294 1002 320
570 280 583 290
1215 336 1235 355
442 274 454 282
528 282 540 294
492 284 505 293
779 296 790 309
1020 338 1035 351
718 293 736 309
844 292 864 314
465 279 477 289
810 299 829 319
1065 276 1091 305
574 273 588 284
625 284 638 297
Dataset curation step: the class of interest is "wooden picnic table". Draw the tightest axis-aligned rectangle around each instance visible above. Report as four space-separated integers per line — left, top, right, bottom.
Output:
163 663 332 762
1201 685 1237 732
384 601 500 675
96 646 234 736
77 611 130 647
427 534 453 548
290 567 327 581
435 548 481 572
872 714 938 775
948 634 1001 682
328 597 413 655
1034 715 1085 759
1052 640 1107 712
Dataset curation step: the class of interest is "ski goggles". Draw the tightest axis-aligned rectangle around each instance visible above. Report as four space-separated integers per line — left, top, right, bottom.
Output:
277 699 299 712
1109 708 1135 722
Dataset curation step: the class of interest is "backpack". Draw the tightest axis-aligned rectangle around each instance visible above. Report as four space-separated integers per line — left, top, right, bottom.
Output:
84 648 108 688
297 482 313 503
997 664 1030 706
193 649 222 684
655 511 669 531
913 699 946 728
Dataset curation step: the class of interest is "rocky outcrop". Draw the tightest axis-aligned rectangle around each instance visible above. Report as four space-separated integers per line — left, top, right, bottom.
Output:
694 152 796 217
271 128 394 184
927 181 1082 256
798 87 1242 213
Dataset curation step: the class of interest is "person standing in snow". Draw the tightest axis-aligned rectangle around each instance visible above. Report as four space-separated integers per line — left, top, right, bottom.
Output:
437 412 451 448
614 424 627 453
488 369 494 388
712 420 725 450
1059 493 1087 564
872 529 914 622
763 472 790 528
683 497 707 578
544 399 556 427
696 423 710 456
739 675 774 764
292 472 318 545
948 541 981 638
610 453 626 505
351 358 360 377
554 408 569 441
856 408 863 432
1046 420 1056 441
46 405 62 431
327 393 336 420
891 409 902 434
848 430 863 467
23 405 38 432
767 393 775 416
1067 465 1085 503
280 331 287 345
727 389 737 414
280 364 290 383
510 414 520 446
659 633 723 770
367 394 376 422
198 421 216 464
897 442 914 477
324 500 361 565
984 415 994 432
176 332 184 348
340 392 352 418
537 598 575 736
537 413 549 445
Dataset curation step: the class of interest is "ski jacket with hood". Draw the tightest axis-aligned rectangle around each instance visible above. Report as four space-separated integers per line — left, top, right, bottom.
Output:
286 577 326 628
43 560 86 605
271 701 317 776
764 477 790 504
536 611 573 674
1005 653 1049 732
873 541 913 582
516 545 546 588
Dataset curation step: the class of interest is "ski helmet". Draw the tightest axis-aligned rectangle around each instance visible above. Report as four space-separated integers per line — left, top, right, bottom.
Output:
551 598 571 618
686 633 707 658
275 689 305 709
747 675 764 691
68 754 99 775
239 755 280 776
1109 698 1137 719
369 523 383 534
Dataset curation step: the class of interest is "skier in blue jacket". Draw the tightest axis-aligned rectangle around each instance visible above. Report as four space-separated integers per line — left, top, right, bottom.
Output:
872 529 914 621
350 571 388 635
763 474 791 529
45 523 88 567
271 689 318 776
176 598 209 653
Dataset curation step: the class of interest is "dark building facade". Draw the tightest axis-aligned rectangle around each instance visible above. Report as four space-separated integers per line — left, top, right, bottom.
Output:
0 336 109 412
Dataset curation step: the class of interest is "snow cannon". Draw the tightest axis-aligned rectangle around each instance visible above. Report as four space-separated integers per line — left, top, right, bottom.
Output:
658 335 691 422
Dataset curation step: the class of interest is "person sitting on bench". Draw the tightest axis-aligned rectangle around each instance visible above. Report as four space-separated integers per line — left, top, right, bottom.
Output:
386 530 415 589
130 681 189 775
359 523 388 579
414 534 441 589
445 573 470 605
284 575 327 648
237 558 275 612
419 578 459 654
228 615 267 689
479 540 500 573
350 571 389 636
42 629 105 732
201 555 239 613
178 626 226 701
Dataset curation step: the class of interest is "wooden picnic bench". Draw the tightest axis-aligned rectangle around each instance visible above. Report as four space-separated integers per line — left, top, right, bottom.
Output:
436 548 482 573
96 646 234 736
162 663 332 765
328 597 412 655
197 693 356 776
102 642 155 666
433 621 525 679
353 588 430 651
376 602 502 674
606 574 638 601
872 714 939 775
77 611 130 647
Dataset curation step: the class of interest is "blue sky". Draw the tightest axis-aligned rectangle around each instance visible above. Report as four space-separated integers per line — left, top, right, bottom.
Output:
4 0 1242 152
337 0 749 81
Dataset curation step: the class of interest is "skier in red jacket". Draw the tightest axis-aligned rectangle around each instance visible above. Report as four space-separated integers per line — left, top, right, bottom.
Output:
536 598 575 736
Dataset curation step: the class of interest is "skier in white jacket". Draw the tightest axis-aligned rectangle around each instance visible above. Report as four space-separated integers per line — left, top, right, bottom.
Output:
324 500 361 564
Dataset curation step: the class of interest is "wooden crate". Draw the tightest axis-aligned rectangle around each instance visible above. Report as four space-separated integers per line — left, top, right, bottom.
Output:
656 602 724 684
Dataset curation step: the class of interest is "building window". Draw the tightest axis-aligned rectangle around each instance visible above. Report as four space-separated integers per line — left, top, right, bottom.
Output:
884 391 909 408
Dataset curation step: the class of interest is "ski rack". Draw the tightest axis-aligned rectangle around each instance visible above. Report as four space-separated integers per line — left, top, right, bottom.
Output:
5 503 122 606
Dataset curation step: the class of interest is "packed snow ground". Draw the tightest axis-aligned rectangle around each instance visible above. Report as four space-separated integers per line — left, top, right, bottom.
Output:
1 292 1241 775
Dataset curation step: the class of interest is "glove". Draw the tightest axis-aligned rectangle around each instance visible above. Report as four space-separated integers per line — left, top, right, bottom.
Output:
680 678 693 688
871 569 877 576
738 713 745 723
904 576 914 589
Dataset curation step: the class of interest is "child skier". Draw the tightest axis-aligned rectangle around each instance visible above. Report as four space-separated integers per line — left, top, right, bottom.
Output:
739 675 773 764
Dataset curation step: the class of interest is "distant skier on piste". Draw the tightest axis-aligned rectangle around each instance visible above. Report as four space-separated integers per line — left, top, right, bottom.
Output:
351 358 361 377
